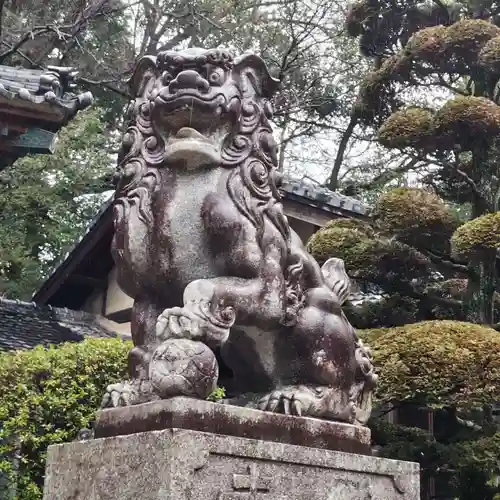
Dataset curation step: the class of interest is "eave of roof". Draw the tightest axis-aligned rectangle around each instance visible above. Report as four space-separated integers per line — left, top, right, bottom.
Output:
0 64 93 170
281 178 369 217
32 196 114 305
0 64 93 129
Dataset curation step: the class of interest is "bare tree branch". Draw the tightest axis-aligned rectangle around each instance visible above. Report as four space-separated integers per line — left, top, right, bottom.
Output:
0 25 71 62
423 250 470 274
77 76 128 97
0 0 134 64
358 156 422 191
408 287 464 310
157 26 196 52
327 111 359 190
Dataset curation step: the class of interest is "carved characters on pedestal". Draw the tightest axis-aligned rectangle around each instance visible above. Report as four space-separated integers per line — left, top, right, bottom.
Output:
217 464 273 500
102 47 377 426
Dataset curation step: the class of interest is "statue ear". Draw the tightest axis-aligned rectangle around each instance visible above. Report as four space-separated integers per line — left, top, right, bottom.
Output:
321 257 351 305
128 55 158 98
233 53 281 98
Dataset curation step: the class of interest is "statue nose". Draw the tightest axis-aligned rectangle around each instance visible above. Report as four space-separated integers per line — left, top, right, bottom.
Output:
169 70 210 93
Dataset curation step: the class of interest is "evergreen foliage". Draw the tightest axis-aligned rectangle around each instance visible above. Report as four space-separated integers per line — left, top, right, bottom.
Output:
0 338 131 500
345 0 500 325
360 321 500 499
0 109 116 299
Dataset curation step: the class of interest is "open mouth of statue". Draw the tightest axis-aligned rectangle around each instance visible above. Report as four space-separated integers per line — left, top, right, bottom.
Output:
155 91 230 135
155 92 228 129
154 96 230 169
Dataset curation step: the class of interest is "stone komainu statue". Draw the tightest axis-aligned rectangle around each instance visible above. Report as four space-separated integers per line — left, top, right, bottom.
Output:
103 48 377 425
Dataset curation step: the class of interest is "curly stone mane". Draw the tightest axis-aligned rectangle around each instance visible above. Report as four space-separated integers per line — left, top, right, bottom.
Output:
112 50 304 322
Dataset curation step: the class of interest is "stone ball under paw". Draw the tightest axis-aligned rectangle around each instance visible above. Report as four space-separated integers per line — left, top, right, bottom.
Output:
149 338 218 400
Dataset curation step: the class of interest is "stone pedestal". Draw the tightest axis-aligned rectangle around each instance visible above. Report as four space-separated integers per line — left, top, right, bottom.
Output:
43 398 420 500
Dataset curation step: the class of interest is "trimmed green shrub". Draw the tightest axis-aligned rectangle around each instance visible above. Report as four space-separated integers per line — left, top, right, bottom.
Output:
0 338 130 499
306 221 430 286
451 211 500 259
360 320 500 409
377 107 436 149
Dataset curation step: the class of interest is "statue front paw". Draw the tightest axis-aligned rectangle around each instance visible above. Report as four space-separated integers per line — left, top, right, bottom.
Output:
101 379 155 408
156 301 231 345
156 306 205 341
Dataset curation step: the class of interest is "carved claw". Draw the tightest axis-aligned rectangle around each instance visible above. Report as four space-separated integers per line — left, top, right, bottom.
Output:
156 301 231 345
101 380 155 408
256 385 361 423
101 382 135 408
257 386 323 417
156 306 205 341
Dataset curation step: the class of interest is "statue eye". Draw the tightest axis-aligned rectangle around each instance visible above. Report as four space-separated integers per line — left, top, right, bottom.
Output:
208 67 224 85
161 71 173 85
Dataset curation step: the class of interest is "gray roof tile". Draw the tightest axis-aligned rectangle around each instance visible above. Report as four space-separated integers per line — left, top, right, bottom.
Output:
281 177 369 216
0 298 126 351
0 64 93 122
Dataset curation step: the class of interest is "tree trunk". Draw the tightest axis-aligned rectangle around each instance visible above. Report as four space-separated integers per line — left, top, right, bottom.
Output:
326 113 357 191
463 140 497 324
464 250 497 324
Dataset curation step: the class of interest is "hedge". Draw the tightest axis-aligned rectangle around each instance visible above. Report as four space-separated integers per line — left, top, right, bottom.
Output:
0 338 130 499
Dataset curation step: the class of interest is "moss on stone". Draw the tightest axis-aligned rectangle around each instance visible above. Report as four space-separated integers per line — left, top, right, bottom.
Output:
359 320 500 408
451 211 500 258
374 187 458 253
377 107 436 149
435 96 500 142
479 35 500 72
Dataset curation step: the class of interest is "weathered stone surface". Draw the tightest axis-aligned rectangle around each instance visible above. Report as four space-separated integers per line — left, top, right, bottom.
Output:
102 46 378 426
94 397 371 455
43 428 420 500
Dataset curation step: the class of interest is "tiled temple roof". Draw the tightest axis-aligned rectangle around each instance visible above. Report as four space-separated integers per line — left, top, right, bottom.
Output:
0 64 93 168
0 297 127 351
0 64 93 126
281 177 369 217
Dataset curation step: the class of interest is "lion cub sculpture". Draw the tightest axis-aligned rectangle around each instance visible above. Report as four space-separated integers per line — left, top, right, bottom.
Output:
102 47 377 425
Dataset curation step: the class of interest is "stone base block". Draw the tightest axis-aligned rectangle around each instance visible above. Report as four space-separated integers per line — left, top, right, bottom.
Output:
43 427 420 500
94 397 371 455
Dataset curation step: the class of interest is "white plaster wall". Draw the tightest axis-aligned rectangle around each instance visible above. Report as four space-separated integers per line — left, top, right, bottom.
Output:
83 288 104 315
105 267 133 315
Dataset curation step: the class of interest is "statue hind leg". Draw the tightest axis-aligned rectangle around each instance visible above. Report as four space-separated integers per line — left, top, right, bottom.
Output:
257 258 378 424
